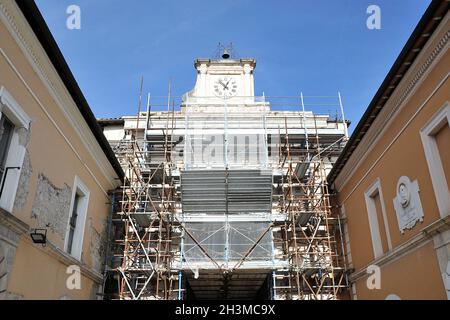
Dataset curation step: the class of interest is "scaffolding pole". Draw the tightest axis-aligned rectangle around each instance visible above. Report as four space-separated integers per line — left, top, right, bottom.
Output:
104 94 349 300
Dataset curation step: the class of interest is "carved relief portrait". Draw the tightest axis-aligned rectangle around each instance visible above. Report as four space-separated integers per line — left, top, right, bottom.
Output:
393 176 424 233
398 183 410 208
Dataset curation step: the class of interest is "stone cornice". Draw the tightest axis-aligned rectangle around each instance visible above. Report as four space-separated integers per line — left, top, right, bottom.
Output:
194 58 256 69
334 12 450 191
22 235 104 284
0 1 120 190
0 207 29 235
0 207 103 283
349 215 450 282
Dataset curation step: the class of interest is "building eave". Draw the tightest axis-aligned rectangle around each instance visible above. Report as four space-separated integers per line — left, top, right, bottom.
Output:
14 0 124 182
327 0 449 187
97 118 125 127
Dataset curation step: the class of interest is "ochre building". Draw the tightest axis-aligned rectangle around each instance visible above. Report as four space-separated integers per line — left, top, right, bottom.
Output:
0 0 123 299
329 0 450 300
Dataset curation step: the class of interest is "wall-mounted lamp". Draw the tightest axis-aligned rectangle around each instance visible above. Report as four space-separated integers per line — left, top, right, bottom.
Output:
30 228 47 246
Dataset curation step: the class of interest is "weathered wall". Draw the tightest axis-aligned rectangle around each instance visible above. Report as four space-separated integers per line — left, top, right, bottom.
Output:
0 1 120 299
89 219 107 274
0 230 18 299
31 173 72 241
334 14 450 299
13 149 32 213
0 209 28 300
7 239 97 299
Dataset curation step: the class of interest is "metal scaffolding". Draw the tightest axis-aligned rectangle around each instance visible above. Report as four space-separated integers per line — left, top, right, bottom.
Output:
103 93 350 300
271 112 348 300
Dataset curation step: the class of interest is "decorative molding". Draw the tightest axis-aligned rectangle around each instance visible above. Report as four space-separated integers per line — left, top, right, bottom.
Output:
21 234 103 284
64 176 90 261
0 93 28 212
0 1 118 189
393 176 424 234
364 178 392 258
433 229 450 300
0 243 7 298
443 260 450 299
0 207 26 300
420 102 450 218
0 208 29 236
335 12 450 191
0 45 114 199
0 86 31 129
1 204 102 285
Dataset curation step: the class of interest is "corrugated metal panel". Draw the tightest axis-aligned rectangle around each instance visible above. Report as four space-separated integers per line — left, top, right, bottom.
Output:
181 169 272 214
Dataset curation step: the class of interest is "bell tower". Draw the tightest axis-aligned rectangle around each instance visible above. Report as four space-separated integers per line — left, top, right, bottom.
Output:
183 46 262 106
191 56 256 99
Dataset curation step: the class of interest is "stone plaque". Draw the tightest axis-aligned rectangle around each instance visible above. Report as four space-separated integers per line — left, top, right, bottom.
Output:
393 176 424 234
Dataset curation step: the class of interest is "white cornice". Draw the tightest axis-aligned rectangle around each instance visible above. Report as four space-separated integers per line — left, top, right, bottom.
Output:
349 215 450 283
0 86 31 128
1 213 104 284
0 1 119 189
0 208 29 236
335 12 450 191
21 234 104 284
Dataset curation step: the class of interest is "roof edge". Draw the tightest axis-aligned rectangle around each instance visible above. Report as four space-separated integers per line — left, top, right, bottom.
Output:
327 0 449 187
14 0 124 182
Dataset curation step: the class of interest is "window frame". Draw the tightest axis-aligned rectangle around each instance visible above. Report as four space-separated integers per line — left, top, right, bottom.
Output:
0 115 15 182
0 87 31 213
364 178 392 259
420 101 450 218
64 176 90 260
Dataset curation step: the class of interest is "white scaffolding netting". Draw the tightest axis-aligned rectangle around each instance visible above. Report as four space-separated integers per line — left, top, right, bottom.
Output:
183 221 273 267
183 103 269 169
180 101 274 268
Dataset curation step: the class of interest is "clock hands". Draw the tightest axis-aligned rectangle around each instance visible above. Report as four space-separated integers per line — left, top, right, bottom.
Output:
216 78 236 97
219 80 229 90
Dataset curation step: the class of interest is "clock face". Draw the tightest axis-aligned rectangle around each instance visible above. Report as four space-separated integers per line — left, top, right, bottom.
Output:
213 76 238 98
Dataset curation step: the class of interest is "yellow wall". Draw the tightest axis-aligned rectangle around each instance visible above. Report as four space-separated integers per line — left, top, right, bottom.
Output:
7 240 97 299
353 242 446 300
435 124 450 185
0 3 118 299
341 53 449 266
335 17 450 299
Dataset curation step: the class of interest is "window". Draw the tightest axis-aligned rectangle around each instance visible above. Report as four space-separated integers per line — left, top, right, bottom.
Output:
67 194 80 255
420 102 450 218
0 87 31 212
364 179 392 259
65 177 90 260
0 116 14 184
434 125 450 186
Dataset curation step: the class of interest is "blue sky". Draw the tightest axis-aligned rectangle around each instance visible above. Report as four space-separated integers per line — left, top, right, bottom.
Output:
35 0 431 133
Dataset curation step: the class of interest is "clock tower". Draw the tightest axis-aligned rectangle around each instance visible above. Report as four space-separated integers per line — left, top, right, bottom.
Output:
191 57 255 98
182 51 268 111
